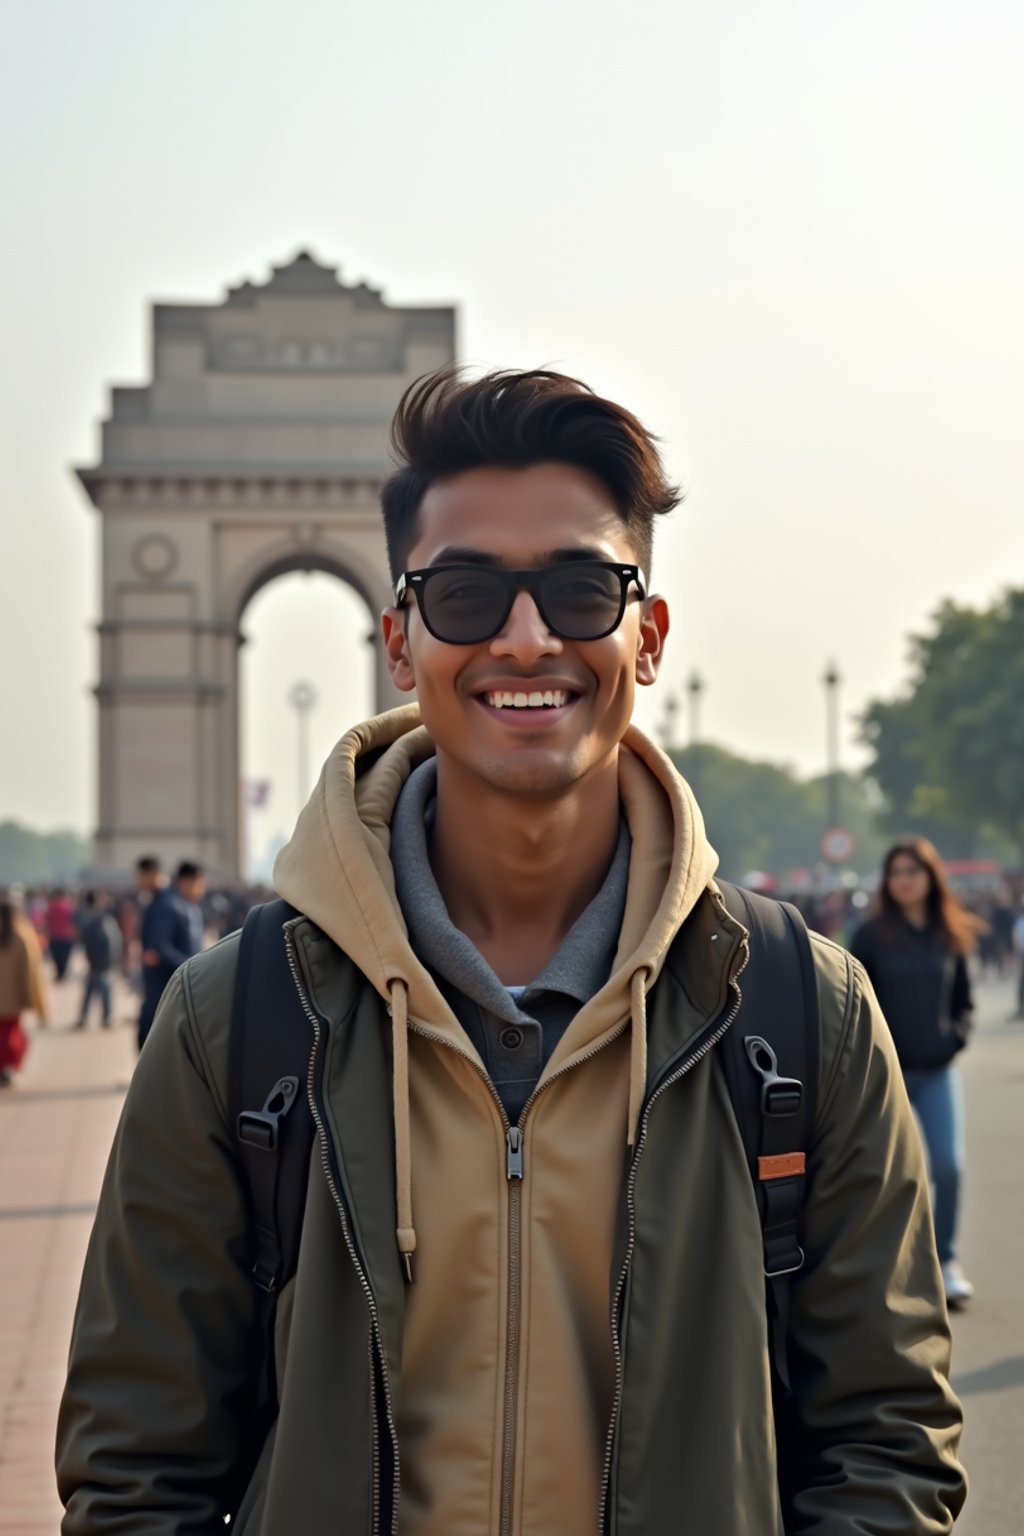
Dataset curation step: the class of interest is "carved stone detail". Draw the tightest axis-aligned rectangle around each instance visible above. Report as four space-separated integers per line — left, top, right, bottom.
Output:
132 534 179 581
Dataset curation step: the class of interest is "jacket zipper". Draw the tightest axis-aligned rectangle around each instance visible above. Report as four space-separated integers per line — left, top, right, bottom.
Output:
597 948 749 1536
405 1016 633 1536
368 1331 381 1536
502 1126 523 1536
283 919 398 1536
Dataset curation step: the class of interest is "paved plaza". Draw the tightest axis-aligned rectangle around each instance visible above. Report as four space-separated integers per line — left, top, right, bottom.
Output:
1 957 1021 1530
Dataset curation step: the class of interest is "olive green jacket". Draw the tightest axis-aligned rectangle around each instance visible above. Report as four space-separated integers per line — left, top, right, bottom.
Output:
57 717 965 1534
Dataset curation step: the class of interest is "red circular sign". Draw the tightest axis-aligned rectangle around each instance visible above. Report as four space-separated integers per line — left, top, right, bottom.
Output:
821 827 856 864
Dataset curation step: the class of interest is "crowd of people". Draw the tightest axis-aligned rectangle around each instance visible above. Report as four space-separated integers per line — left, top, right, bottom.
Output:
2 854 1022 1091
0 861 280 1084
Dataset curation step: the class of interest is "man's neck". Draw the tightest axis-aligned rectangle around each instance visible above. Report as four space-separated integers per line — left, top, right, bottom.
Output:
429 752 623 984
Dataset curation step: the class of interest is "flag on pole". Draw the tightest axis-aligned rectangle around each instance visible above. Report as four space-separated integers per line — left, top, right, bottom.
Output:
247 779 272 809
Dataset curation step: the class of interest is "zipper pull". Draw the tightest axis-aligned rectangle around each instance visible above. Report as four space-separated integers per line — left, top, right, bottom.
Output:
506 1126 524 1180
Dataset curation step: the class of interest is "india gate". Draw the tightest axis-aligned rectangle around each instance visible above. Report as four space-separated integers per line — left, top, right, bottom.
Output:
77 251 456 879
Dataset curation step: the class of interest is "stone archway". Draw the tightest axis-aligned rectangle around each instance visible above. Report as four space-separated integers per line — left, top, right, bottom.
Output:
77 251 456 878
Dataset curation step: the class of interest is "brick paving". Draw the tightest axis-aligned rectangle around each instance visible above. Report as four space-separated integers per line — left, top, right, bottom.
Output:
0 964 135 1532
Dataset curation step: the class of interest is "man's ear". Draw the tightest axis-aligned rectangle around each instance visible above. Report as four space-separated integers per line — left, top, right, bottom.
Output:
381 608 417 693
635 595 669 687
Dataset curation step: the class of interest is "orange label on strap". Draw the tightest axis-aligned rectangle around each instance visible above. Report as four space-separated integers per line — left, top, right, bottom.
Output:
758 1152 806 1181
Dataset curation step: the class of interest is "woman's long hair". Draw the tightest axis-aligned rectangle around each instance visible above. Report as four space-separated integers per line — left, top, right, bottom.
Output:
0 901 13 950
874 836 982 955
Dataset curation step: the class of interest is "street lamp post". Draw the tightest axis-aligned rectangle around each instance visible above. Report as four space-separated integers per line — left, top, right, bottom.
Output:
658 691 681 752
823 662 841 832
687 671 705 749
687 671 705 793
288 680 318 814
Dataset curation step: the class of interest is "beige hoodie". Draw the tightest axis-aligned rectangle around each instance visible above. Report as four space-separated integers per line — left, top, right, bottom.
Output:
275 705 722 1536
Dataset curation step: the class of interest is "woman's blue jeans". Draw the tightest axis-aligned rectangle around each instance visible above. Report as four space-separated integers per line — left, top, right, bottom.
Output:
902 1063 965 1264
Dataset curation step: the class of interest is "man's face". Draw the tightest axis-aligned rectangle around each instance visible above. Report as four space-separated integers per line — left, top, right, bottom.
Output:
180 875 207 905
382 463 669 798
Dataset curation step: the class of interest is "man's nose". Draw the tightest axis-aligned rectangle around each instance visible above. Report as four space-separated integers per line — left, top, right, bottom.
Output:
490 588 563 659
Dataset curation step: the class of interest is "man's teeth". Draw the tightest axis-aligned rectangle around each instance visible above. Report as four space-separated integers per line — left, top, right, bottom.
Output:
484 689 571 709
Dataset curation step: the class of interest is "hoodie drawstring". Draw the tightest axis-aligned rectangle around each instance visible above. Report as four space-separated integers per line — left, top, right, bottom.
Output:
389 979 417 1283
627 968 649 1149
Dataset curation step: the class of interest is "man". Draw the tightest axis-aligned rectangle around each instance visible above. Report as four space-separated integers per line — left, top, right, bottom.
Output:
58 370 965 1532
1012 895 1024 1020
134 856 206 1050
75 891 122 1029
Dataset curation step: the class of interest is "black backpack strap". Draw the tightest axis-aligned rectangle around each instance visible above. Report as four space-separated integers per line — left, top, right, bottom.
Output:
228 898 315 1296
716 881 820 1391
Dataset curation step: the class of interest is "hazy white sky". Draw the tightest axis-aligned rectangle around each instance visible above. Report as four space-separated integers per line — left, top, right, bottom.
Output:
1 0 1021 849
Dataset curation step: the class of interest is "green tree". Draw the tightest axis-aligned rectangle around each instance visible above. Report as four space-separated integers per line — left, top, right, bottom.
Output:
0 822 91 885
668 745 888 881
859 589 1024 862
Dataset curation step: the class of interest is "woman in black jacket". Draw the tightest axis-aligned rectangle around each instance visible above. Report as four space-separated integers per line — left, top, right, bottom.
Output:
851 837 980 1308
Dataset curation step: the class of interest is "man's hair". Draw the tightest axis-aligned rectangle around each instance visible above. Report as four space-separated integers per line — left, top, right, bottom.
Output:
175 861 203 882
380 368 680 583
136 855 161 874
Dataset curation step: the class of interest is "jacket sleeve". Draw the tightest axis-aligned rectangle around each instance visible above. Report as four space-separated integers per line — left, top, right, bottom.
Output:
845 921 875 984
56 952 263 1534
784 940 967 1533
148 895 195 972
105 914 125 968
949 954 973 1033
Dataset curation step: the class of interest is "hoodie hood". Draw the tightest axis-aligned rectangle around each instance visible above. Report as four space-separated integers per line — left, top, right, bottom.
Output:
274 704 718 1002
274 704 722 1273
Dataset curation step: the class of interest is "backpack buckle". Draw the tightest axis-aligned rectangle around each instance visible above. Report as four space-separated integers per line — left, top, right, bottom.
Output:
765 1246 806 1279
237 1076 300 1152
744 1036 803 1117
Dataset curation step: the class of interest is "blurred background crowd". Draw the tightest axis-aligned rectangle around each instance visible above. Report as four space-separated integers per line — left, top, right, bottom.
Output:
2 847 1021 1056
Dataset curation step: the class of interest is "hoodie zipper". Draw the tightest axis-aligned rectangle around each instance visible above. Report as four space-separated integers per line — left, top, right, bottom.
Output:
405 1015 633 1536
399 1020 523 1536
283 919 397 1536
596 950 748 1536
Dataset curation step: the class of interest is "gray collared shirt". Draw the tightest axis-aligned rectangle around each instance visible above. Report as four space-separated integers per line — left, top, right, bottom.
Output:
391 759 631 1122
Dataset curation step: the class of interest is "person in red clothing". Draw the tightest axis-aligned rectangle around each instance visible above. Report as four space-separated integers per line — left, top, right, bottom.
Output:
46 888 78 982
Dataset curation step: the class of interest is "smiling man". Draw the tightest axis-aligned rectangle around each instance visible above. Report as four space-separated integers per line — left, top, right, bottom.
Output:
57 370 965 1534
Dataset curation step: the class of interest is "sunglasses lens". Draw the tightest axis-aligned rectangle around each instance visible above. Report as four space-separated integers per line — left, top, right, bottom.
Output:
416 563 631 643
420 567 510 643
541 564 625 638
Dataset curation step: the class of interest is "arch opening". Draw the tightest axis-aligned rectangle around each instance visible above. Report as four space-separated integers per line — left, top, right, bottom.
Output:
239 568 378 880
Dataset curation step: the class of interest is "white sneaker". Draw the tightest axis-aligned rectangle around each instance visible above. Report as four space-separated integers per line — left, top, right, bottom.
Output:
942 1261 975 1308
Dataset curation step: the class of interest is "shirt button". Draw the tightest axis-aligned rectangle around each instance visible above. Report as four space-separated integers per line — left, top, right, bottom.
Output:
500 1027 524 1051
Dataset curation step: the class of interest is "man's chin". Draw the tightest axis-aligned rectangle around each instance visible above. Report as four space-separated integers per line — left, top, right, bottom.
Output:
469 748 592 798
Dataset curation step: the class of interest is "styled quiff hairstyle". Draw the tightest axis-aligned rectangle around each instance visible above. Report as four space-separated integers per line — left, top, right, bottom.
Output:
380 368 680 583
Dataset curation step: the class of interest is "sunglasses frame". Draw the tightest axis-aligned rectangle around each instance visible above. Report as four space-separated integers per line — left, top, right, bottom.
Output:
394 561 646 645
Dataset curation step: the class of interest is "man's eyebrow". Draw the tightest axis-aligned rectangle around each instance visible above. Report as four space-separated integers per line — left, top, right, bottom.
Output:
426 546 612 568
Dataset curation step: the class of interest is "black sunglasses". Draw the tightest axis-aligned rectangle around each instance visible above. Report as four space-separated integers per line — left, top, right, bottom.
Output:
394 561 646 645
